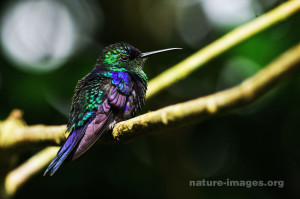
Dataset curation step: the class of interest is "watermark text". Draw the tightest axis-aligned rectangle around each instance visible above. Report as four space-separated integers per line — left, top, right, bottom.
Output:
189 179 284 188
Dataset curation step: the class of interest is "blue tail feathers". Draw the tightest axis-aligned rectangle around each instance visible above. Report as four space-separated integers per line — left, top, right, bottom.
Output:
44 127 85 176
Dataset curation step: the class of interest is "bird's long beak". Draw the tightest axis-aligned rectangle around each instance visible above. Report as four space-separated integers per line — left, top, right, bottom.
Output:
141 48 182 58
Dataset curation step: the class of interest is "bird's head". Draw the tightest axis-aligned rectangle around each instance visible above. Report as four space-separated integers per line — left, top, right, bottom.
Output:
96 42 181 71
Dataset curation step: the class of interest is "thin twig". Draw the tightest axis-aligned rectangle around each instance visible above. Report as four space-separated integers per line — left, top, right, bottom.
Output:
146 0 300 99
4 147 59 196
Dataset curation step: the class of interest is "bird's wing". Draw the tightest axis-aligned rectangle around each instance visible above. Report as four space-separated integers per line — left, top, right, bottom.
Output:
44 74 109 176
68 71 135 160
44 71 135 175
68 85 129 160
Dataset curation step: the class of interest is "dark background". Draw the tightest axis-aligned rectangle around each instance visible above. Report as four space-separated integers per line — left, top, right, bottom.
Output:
0 0 300 198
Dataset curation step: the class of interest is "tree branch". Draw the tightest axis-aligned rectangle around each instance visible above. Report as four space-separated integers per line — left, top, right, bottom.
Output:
0 110 66 150
146 0 300 99
113 43 300 141
4 147 59 196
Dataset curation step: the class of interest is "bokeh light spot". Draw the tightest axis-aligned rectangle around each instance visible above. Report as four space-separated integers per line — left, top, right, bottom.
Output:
1 0 77 73
201 0 258 28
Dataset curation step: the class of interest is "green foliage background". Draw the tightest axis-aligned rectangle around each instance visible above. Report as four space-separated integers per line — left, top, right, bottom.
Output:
0 0 300 198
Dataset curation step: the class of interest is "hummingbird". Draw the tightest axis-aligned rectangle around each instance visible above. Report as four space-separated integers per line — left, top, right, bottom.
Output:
44 43 181 176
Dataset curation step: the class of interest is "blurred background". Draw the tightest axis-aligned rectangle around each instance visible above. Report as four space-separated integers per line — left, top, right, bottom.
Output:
0 0 300 198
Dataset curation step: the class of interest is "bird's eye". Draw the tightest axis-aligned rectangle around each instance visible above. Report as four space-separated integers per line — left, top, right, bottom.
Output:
120 56 130 61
